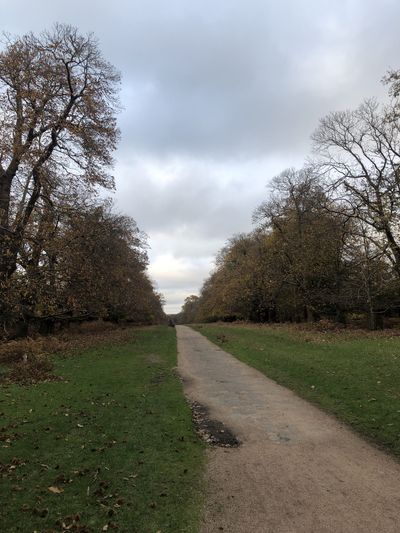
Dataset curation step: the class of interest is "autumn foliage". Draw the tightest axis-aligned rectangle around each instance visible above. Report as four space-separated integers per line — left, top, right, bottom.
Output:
181 76 400 329
0 25 164 338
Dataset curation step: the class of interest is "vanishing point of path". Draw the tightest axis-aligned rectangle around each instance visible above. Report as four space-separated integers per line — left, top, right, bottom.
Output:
176 325 400 533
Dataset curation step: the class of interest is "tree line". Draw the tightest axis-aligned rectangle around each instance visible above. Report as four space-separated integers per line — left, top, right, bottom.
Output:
180 72 400 329
0 25 164 338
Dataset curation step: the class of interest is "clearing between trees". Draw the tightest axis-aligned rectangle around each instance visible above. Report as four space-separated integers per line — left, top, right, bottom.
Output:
2 322 400 532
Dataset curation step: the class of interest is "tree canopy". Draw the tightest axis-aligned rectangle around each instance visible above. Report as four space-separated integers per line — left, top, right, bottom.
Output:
181 72 400 330
0 25 164 337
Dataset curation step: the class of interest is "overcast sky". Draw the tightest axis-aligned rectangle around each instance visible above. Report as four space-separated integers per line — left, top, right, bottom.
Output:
2 0 400 312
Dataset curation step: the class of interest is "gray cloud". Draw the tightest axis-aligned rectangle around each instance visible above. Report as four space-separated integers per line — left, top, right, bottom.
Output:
114 155 293 236
2 0 400 311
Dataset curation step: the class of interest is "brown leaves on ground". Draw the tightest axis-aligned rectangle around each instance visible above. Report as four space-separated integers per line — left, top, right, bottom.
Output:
0 336 63 365
0 429 21 444
216 333 228 344
216 320 400 343
4 356 62 386
55 513 92 532
0 457 28 475
0 321 137 385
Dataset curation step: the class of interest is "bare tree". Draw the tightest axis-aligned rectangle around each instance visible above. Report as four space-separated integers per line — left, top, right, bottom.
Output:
312 98 400 277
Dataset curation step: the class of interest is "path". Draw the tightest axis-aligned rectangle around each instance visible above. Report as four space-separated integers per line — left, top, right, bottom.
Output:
176 325 400 533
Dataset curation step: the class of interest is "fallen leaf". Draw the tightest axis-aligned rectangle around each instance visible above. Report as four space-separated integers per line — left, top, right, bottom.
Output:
48 485 64 494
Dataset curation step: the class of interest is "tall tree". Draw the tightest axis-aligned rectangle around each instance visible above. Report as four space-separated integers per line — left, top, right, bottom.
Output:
179 295 201 323
0 24 120 292
312 97 400 277
254 168 349 322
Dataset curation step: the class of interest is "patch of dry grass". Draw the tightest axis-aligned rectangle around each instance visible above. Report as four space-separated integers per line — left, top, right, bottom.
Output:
0 321 138 384
206 319 400 345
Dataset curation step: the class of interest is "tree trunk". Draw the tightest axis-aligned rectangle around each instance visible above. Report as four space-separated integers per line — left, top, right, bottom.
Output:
0 171 14 288
12 321 29 339
0 171 12 229
368 308 384 330
335 307 347 325
38 318 56 335
383 225 400 280
305 305 315 323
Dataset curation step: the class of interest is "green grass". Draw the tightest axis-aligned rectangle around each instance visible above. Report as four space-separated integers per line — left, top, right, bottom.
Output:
0 326 204 533
192 324 400 456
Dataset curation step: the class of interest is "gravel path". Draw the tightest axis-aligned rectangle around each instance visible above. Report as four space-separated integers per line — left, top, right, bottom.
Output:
176 325 400 533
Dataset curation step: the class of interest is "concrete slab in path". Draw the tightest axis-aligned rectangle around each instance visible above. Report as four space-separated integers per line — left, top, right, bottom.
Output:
176 325 400 533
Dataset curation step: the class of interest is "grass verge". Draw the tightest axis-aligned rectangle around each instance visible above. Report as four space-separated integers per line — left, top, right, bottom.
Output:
0 326 204 532
192 323 400 457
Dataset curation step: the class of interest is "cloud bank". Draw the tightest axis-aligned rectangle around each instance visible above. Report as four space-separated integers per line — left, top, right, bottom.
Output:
2 0 400 311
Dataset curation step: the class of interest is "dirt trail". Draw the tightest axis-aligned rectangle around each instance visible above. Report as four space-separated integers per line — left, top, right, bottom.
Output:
176 325 400 533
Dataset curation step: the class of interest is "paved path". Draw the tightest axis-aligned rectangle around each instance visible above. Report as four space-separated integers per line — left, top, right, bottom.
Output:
176 325 400 533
